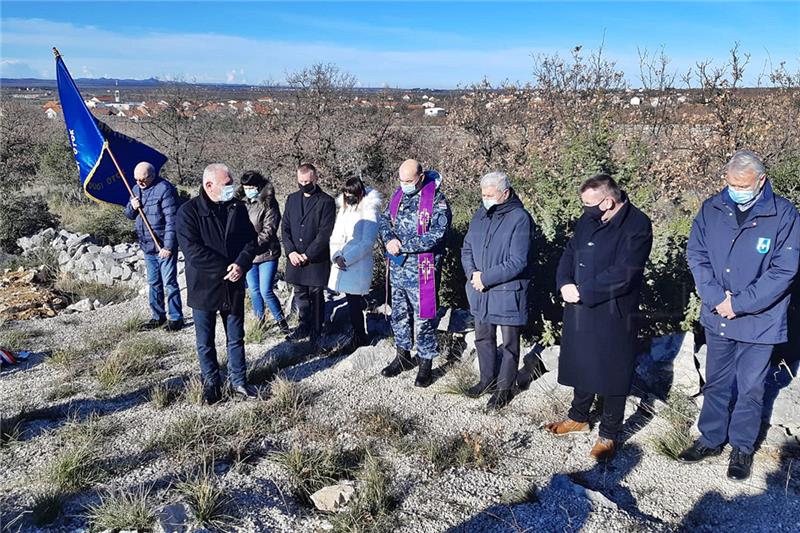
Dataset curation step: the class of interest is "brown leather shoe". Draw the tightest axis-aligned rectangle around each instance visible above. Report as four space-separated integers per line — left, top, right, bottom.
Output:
544 418 590 436
590 437 617 462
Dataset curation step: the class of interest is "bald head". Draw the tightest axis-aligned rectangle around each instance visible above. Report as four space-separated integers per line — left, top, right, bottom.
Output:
399 159 423 181
398 159 424 193
134 161 156 188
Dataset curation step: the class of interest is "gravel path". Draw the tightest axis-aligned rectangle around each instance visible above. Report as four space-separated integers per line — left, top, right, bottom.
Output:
1 293 798 532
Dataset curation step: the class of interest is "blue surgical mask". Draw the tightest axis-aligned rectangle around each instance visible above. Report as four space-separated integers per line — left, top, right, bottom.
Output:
244 188 259 199
728 185 758 205
219 184 235 202
401 182 417 195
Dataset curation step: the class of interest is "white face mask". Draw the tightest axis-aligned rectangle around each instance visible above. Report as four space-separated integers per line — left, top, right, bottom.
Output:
482 198 498 210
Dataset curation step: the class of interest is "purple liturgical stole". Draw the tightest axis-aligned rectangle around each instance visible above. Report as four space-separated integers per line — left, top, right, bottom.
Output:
389 178 437 319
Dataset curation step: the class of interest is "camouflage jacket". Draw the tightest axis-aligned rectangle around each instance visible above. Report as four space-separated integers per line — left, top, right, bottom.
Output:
378 178 452 270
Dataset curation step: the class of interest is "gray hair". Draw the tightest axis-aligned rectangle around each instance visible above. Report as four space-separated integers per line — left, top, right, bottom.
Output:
203 163 231 185
480 171 511 193
724 150 765 179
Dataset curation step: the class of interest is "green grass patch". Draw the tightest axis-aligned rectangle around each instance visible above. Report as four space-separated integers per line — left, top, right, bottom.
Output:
177 468 234 530
86 488 156 532
439 361 479 396
271 446 360 504
330 452 394 533
422 432 499 472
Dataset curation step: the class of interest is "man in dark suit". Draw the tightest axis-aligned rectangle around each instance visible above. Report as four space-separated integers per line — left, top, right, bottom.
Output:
176 163 259 404
281 163 336 342
544 174 653 462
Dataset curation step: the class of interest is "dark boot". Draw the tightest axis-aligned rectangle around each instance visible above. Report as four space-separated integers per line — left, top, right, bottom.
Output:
465 380 495 399
203 382 222 405
486 389 512 410
232 384 259 400
414 358 433 388
277 319 291 335
165 319 184 332
727 448 754 481
139 317 166 331
677 440 723 464
381 348 416 378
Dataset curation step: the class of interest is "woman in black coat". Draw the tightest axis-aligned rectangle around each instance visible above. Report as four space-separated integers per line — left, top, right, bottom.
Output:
240 171 289 334
545 174 653 462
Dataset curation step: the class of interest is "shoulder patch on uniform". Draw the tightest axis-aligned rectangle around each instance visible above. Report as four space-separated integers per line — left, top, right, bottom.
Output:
756 237 771 254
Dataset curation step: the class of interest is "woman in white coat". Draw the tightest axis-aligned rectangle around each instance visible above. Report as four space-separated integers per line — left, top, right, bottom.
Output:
328 177 382 349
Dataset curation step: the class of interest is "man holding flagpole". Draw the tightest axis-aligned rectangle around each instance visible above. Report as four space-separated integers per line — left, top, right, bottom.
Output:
124 161 184 331
378 160 452 388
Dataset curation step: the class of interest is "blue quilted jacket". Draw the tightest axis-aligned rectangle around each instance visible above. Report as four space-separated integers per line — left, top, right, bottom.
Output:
123 177 179 253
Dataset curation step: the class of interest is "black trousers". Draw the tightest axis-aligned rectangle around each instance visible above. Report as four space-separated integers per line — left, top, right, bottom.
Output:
568 388 627 440
293 284 324 336
474 321 521 391
345 294 367 339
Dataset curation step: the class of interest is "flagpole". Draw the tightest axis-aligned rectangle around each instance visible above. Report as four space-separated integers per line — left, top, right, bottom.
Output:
105 145 163 252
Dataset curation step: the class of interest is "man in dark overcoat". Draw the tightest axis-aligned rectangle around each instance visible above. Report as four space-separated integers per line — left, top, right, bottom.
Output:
461 171 534 410
545 173 653 461
281 163 336 342
176 163 259 404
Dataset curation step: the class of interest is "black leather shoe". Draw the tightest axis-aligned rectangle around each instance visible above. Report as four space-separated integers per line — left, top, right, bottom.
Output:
414 358 433 388
465 380 495 399
277 319 291 335
677 440 723 464
139 317 166 331
381 349 416 378
165 319 184 332
727 448 754 482
203 383 222 405
486 389 512 410
232 384 258 400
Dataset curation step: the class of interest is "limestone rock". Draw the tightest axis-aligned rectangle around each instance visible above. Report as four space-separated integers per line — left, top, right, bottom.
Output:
310 483 355 512
67 298 93 312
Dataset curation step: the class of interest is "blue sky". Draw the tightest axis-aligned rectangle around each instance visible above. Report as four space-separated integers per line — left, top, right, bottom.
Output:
1 1 798 88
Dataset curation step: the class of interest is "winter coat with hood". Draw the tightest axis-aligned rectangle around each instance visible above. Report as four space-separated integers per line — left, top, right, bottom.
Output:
239 184 282 264
328 188 382 295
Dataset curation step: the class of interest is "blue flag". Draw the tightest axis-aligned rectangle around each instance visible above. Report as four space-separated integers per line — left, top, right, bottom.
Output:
55 51 167 206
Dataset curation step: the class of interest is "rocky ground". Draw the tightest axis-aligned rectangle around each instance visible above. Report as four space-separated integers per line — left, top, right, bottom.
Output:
1 287 799 532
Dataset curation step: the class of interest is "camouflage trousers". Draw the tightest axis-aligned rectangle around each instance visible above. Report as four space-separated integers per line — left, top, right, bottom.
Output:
390 268 438 360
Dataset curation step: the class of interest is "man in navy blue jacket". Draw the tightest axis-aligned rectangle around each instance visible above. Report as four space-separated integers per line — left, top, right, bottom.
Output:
461 171 534 410
680 150 800 481
124 161 184 331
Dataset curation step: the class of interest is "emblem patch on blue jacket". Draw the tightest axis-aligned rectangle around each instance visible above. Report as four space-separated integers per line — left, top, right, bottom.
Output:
756 237 771 254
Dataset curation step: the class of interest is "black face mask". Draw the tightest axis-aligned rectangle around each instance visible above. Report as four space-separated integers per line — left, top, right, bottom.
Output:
344 194 359 206
583 202 606 220
299 182 316 194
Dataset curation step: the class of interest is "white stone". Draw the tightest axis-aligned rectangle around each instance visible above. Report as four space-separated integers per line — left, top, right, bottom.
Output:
67 298 94 312
310 483 355 512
